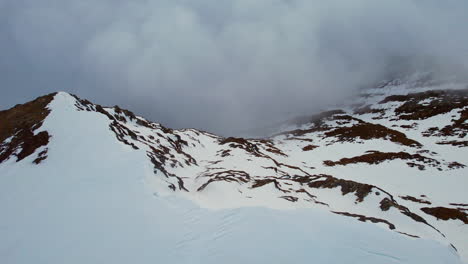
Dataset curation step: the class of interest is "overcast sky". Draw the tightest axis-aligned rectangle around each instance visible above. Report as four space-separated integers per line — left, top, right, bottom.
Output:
1 0 467 135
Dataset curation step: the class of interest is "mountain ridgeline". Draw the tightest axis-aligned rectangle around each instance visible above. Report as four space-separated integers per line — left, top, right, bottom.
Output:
0 72 467 263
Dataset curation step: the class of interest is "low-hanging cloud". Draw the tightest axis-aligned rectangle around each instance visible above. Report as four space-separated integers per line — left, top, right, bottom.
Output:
1 0 468 135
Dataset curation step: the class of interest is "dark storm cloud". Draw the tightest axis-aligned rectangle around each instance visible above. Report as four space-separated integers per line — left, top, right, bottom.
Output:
1 0 468 135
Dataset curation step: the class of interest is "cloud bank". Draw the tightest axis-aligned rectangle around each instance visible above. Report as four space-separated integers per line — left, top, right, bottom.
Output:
1 0 468 135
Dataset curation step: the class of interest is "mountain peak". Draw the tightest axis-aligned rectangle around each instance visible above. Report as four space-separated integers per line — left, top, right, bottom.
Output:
1 81 467 263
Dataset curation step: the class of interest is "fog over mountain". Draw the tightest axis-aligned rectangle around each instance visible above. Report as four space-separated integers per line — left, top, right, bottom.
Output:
1 2 468 262
1 0 468 134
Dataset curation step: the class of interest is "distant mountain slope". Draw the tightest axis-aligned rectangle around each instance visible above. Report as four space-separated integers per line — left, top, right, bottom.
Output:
0 73 467 263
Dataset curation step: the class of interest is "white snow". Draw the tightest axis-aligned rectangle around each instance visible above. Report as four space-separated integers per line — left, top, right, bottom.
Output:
0 90 466 264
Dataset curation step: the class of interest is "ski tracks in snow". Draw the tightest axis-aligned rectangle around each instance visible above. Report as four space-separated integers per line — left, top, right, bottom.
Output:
170 204 243 261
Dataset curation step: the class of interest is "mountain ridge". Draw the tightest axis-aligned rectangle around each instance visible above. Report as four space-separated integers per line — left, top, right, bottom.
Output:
0 76 467 263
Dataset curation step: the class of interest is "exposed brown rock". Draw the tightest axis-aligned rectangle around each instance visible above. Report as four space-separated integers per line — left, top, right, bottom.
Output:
380 89 468 120
397 232 420 238
449 203 468 207
447 162 466 169
421 207 468 224
258 139 287 156
285 137 314 142
16 130 50 162
0 93 55 143
302 145 318 151
220 137 263 157
219 149 231 157
306 175 374 202
400 195 431 205
279 113 422 148
400 123 417 129
264 147 287 156
251 178 289 193
332 211 396 230
251 179 278 188
436 140 468 147
425 108 468 139
0 93 56 164
323 151 440 170
197 170 251 191
113 105 136 121
290 175 321 184
280 196 298 202
324 122 421 147
380 198 437 231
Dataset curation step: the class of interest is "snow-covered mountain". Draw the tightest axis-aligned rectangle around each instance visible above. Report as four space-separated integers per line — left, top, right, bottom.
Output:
1 72 467 264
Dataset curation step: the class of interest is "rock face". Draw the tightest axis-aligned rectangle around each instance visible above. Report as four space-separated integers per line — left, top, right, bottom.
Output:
0 93 56 164
0 73 467 263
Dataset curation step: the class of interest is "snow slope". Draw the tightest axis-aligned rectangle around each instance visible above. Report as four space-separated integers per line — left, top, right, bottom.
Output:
0 74 467 263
